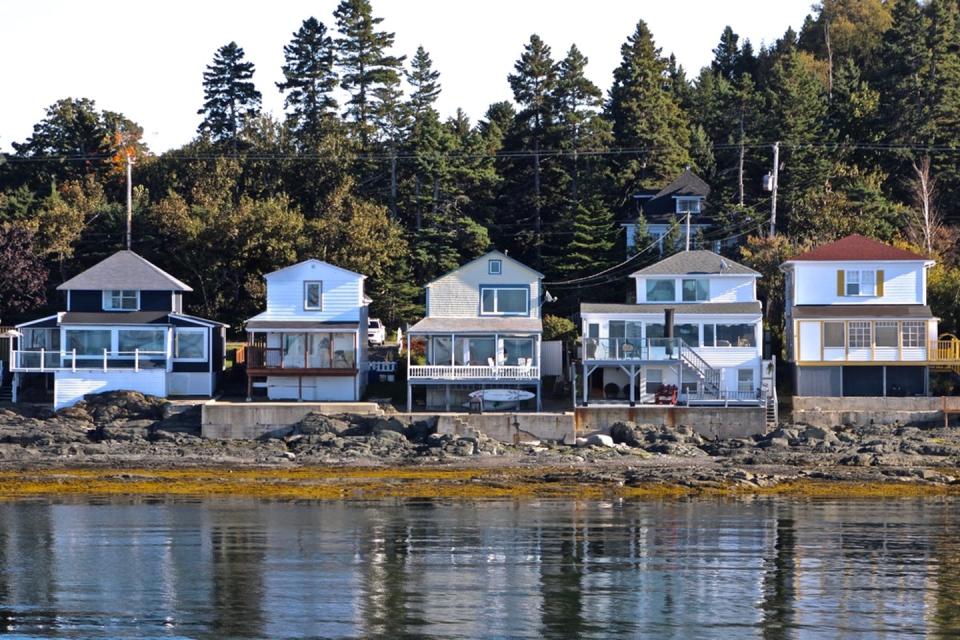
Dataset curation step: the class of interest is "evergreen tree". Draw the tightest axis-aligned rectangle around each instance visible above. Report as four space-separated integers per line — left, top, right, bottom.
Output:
277 18 339 139
197 42 261 152
712 26 741 81
607 21 692 195
333 0 405 146
406 46 441 120
764 50 831 235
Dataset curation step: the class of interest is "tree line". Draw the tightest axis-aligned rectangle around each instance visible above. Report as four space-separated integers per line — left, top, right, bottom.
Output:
1 0 958 343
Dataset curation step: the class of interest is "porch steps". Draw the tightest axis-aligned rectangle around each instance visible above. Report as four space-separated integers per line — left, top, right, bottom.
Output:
0 375 11 403
764 394 778 430
678 349 721 396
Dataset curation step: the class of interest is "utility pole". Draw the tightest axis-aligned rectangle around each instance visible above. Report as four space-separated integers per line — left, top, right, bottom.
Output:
769 141 779 237
125 152 134 250
390 152 397 219
685 211 691 251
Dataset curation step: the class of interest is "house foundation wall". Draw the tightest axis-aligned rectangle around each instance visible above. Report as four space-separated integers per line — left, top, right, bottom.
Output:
791 396 944 427
574 405 767 439
436 413 574 444
201 401 383 439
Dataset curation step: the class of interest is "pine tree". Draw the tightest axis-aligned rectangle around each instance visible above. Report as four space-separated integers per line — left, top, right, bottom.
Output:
333 0 405 146
607 21 692 195
765 50 831 235
197 42 261 152
277 18 339 139
407 46 441 120
712 26 741 81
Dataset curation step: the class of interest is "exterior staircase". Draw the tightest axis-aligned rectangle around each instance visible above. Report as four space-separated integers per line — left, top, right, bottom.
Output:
678 346 721 397
0 363 11 403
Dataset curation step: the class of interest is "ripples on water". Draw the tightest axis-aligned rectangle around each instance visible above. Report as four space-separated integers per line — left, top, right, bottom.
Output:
0 497 958 639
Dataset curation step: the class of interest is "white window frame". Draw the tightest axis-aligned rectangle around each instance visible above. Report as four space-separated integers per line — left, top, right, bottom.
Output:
848 321 871 348
737 369 754 393
676 197 702 214
645 278 676 302
901 321 925 348
173 327 207 362
102 289 139 311
480 286 529 316
681 278 709 302
304 281 323 311
488 259 502 275
845 270 876 296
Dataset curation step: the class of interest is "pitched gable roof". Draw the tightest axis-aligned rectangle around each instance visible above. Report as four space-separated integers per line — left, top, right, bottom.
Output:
653 168 710 199
629 169 711 221
630 250 758 277
786 235 928 262
264 259 365 280
425 250 543 287
57 251 192 291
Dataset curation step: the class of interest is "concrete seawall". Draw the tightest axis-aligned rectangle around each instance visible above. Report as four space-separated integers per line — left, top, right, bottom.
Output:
575 406 767 439
792 397 944 428
202 401 383 439
436 413 575 444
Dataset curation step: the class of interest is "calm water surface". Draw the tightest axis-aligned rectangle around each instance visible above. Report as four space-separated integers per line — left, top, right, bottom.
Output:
0 497 958 639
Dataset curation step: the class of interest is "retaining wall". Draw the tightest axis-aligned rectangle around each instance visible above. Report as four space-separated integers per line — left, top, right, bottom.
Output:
437 413 575 444
791 396 944 427
201 401 383 439
574 405 767 439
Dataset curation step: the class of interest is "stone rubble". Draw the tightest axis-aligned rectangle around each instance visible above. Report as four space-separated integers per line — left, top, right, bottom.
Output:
1 392 959 488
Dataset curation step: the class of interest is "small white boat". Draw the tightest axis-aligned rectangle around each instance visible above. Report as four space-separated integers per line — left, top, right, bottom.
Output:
468 389 535 402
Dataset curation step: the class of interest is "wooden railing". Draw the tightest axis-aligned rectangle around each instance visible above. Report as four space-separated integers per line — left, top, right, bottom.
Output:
934 336 960 363
245 346 356 370
408 365 540 380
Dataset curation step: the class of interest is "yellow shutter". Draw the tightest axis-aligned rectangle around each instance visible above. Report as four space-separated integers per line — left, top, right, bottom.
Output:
876 270 884 297
836 270 845 297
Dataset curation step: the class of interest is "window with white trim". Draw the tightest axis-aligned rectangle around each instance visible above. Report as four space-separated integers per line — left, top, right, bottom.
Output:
480 286 528 315
874 321 898 348
901 321 925 348
304 281 322 310
645 368 663 394
737 369 754 393
845 270 876 296
676 197 701 214
645 279 675 302
848 321 871 348
174 328 207 360
488 259 502 275
823 322 845 348
103 290 139 311
681 278 709 302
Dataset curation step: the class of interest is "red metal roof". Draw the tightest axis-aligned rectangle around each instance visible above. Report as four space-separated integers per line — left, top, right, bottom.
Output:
788 235 928 262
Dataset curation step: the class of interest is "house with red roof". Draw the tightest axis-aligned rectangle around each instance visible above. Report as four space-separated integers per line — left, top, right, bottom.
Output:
780 235 939 397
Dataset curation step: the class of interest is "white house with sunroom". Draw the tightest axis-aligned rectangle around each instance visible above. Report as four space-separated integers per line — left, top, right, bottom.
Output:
580 250 772 407
406 251 543 412
243 259 369 401
781 234 959 397
7 251 226 409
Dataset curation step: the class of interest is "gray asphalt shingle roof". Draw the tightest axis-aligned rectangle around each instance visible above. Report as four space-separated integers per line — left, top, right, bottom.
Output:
57 251 193 292
791 305 935 319
630 250 759 277
408 317 542 334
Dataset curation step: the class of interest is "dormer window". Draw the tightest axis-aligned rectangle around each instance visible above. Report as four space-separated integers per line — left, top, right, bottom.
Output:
103 290 139 311
488 259 502 275
645 279 676 302
304 281 323 310
676 197 701 214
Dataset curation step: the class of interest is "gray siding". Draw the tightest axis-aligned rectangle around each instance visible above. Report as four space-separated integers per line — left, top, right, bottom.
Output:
796 366 842 397
426 255 540 318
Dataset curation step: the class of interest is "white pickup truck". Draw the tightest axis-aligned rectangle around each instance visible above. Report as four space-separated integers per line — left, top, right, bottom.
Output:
368 318 387 345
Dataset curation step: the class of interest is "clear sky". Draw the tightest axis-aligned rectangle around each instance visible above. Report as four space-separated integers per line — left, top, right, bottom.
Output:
0 1 813 153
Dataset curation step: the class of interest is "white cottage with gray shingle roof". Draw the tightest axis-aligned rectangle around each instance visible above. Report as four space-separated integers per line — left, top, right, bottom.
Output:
580 250 771 410
9 251 226 409
406 251 543 412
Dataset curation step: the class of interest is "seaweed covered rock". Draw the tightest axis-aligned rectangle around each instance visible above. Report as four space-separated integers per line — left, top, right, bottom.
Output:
71 391 166 425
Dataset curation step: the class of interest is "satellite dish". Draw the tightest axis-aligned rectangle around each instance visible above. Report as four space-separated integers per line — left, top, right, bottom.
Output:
544 290 557 304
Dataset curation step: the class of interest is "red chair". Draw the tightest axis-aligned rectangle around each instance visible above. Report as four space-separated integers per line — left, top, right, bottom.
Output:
654 384 678 405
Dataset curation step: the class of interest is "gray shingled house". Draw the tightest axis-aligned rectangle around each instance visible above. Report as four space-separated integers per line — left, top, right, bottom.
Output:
7 251 226 409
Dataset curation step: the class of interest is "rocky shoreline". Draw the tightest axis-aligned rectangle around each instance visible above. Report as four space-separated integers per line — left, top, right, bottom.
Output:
1 392 959 493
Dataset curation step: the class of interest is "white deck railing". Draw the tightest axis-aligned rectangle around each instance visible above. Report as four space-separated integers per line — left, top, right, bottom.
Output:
12 349 168 372
408 365 540 380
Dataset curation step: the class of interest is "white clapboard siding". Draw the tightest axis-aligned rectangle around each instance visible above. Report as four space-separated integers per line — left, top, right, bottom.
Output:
257 261 364 322
266 375 356 401
168 371 212 396
793 262 925 305
427 253 541 318
54 370 166 410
